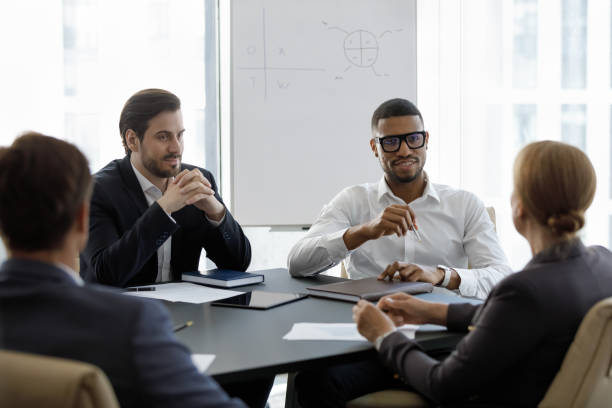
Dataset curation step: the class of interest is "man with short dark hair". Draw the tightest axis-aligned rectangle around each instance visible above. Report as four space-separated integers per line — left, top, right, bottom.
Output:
288 98 511 299
80 88 251 287
0 132 246 408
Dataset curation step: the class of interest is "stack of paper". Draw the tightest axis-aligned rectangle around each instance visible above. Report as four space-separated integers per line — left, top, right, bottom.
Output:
124 282 242 304
191 354 216 373
282 323 418 341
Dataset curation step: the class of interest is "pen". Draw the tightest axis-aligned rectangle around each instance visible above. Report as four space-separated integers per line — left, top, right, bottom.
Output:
124 287 156 292
173 321 193 333
411 227 422 242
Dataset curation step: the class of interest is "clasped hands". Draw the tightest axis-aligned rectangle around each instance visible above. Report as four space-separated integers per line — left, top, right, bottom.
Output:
352 293 448 343
157 168 225 220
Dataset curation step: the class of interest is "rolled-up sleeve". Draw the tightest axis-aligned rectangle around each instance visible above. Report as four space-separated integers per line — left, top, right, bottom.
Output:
287 191 356 277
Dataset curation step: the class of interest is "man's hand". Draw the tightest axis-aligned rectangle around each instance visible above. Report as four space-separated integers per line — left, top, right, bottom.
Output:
376 293 448 326
174 169 225 219
157 169 225 219
352 300 395 342
343 204 418 250
378 262 444 285
364 204 418 239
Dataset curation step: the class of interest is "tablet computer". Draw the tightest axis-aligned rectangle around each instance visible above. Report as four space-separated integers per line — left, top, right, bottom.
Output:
211 291 307 310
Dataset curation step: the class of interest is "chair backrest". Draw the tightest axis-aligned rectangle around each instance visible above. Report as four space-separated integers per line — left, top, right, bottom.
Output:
538 297 612 408
0 350 119 408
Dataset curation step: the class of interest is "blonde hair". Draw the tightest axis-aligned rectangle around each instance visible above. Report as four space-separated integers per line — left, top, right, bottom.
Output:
514 141 596 237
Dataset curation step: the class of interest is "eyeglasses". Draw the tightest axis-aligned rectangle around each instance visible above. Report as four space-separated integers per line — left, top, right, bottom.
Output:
374 131 427 153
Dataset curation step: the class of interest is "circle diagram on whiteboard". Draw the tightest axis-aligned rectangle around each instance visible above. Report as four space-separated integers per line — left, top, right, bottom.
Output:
344 30 379 68
324 21 403 77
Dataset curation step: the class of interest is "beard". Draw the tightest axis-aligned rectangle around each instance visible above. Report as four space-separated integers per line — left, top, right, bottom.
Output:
143 153 181 178
385 158 424 184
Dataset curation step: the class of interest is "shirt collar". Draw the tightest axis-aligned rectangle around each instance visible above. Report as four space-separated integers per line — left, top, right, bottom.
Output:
54 262 84 286
376 173 440 204
131 161 161 195
0 258 83 287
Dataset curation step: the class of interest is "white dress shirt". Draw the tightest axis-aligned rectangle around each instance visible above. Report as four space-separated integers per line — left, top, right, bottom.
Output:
132 164 175 282
287 177 512 299
131 164 225 282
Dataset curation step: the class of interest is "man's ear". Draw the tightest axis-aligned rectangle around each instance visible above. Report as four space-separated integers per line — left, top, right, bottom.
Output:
425 131 429 150
370 138 378 157
76 202 90 235
126 130 140 153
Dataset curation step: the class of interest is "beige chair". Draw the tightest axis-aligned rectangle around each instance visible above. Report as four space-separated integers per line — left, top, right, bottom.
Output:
346 389 430 408
0 350 119 408
539 296 612 408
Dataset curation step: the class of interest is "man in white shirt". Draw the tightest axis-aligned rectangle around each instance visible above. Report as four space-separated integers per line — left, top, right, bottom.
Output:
287 98 511 299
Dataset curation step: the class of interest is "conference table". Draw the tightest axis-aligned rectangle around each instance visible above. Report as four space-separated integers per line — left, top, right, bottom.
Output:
165 268 481 391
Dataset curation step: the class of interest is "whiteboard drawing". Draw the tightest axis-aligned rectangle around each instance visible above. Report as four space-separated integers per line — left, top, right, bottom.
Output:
237 8 325 100
323 22 403 77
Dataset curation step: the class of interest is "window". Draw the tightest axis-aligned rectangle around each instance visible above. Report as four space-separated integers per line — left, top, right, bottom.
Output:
0 0 219 265
1 0 219 178
418 0 610 269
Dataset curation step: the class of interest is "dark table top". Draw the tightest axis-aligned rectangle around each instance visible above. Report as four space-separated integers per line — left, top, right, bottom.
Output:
165 268 480 384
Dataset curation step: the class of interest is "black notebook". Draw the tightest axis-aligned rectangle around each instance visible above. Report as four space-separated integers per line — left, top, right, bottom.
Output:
307 277 433 302
182 269 264 288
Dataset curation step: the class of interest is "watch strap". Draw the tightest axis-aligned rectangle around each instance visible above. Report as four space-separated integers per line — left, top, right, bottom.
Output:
438 265 452 287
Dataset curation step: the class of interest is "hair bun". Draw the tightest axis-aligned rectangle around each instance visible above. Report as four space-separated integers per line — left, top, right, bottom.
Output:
547 211 584 234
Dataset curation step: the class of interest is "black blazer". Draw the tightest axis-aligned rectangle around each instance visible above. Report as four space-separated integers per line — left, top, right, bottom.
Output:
80 157 251 287
0 259 246 408
379 239 612 407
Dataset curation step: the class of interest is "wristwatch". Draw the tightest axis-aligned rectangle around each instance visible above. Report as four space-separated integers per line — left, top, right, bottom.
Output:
437 265 452 288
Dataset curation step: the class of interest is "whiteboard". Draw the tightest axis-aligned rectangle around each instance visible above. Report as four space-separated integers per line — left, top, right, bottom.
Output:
231 0 417 226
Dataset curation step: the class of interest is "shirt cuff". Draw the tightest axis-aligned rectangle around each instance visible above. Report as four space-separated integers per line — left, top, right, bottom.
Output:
374 328 397 351
320 228 351 262
455 267 477 297
205 213 226 227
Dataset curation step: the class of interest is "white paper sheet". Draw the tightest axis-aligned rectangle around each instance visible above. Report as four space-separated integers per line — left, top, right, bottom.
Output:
191 354 216 373
283 323 366 341
283 322 418 341
124 282 242 304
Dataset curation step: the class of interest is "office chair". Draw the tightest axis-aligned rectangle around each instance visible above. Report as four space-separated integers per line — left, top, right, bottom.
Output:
346 389 430 408
0 350 119 408
539 296 612 407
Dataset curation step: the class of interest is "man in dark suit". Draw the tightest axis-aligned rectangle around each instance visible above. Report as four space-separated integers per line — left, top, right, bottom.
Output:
80 88 251 287
0 133 247 408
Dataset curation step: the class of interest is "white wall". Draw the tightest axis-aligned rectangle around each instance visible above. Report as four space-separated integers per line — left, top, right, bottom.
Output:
242 227 342 276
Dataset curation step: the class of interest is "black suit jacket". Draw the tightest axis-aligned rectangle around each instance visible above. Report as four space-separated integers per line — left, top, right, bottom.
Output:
80 157 251 287
0 258 246 408
379 239 612 407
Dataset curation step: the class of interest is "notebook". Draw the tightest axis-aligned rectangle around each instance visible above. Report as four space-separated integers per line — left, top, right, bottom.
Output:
182 269 264 288
306 277 433 302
